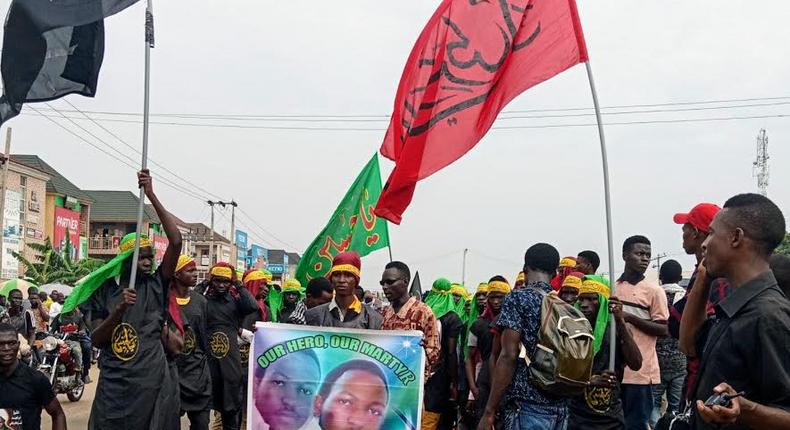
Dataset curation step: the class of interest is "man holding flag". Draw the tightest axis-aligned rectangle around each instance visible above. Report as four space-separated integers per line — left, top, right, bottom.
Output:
305 252 382 329
60 170 183 430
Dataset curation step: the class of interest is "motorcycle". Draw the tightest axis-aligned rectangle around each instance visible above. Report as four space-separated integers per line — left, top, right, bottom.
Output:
37 329 85 402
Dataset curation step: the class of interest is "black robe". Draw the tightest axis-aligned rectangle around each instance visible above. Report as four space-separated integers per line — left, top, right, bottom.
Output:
176 291 212 412
87 270 180 430
205 286 258 412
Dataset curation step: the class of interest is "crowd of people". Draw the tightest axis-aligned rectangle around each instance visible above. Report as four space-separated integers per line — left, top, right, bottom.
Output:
0 170 789 430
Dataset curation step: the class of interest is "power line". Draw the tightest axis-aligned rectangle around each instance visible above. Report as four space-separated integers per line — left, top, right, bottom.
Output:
31 106 209 202
43 103 216 202
28 95 790 119
60 99 228 201
492 113 790 130
30 104 304 251
237 208 300 250
20 110 790 131
32 99 790 123
44 102 140 166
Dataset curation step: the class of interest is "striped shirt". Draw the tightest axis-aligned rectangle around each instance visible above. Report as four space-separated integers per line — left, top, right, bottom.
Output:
287 301 307 325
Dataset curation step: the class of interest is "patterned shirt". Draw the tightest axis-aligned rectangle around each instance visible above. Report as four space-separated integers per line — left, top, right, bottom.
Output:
657 284 687 379
287 300 307 325
381 297 440 378
497 281 564 406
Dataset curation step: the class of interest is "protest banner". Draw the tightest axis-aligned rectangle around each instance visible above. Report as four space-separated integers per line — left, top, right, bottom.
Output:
247 323 424 430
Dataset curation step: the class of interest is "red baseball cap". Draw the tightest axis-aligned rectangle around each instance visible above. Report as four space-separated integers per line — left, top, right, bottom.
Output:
673 203 721 233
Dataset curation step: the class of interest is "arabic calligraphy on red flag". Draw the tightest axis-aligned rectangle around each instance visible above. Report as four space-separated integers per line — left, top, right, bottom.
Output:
375 0 588 224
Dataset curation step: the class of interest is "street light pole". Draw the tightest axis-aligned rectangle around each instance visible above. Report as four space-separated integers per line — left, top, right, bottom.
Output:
0 128 12 279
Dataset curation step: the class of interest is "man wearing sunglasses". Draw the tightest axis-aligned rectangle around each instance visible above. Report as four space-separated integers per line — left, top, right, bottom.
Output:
380 261 440 380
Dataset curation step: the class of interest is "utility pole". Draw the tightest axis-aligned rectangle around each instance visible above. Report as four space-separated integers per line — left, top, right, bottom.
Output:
461 248 469 286
206 200 236 267
229 200 237 266
651 252 669 273
0 128 11 278
207 200 216 266
753 129 769 196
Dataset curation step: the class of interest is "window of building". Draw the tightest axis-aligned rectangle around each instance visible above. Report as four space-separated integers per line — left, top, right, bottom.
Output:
18 175 26 226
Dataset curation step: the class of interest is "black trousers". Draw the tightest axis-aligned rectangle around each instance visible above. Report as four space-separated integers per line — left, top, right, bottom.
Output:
183 410 210 430
220 409 240 430
79 339 91 376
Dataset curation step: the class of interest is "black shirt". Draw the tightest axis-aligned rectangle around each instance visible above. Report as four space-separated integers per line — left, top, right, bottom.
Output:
205 286 258 412
50 311 87 334
0 360 55 430
568 321 625 430
692 271 790 430
424 312 464 412
175 291 212 412
469 317 495 388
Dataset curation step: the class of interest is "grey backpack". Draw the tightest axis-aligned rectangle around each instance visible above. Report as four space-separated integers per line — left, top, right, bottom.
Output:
522 288 594 396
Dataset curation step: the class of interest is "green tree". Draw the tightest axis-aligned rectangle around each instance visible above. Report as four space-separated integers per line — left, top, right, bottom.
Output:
12 232 103 286
777 233 790 257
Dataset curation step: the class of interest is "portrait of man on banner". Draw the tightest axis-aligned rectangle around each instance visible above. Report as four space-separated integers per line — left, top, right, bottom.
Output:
247 323 424 430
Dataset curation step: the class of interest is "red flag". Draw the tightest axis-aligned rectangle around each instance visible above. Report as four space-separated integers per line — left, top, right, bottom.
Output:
375 0 588 224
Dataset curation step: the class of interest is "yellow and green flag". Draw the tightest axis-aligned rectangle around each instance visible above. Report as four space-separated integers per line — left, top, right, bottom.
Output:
296 154 390 285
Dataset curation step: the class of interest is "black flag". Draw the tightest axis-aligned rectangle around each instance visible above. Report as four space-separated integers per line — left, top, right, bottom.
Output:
409 271 423 301
0 0 140 126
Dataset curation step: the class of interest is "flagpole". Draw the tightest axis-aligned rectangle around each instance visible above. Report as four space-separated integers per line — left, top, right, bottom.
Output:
128 0 155 291
584 61 617 371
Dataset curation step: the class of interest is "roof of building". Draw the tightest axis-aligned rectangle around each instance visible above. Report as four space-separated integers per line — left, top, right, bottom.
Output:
10 154 93 202
286 252 301 265
267 249 286 265
84 190 160 223
183 222 230 244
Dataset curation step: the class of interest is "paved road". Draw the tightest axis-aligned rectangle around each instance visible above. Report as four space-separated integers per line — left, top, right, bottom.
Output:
40 368 204 429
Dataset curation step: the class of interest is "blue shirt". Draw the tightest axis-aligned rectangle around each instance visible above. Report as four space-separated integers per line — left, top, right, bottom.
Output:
497 281 565 406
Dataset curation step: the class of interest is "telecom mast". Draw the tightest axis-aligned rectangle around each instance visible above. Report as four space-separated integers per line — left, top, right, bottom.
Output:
752 129 769 196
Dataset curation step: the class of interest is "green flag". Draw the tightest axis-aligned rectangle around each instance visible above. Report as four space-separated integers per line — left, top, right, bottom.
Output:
296 154 390 285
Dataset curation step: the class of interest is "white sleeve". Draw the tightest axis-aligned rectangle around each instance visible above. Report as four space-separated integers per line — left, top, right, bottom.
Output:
467 332 478 348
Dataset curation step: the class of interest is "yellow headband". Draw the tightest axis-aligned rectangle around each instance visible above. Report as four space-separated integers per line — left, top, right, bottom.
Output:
516 272 525 283
559 257 577 268
283 279 302 292
210 266 233 279
476 283 489 294
328 264 361 278
119 236 152 253
450 284 467 297
562 275 583 290
488 280 511 294
579 279 610 299
176 255 195 273
243 270 266 284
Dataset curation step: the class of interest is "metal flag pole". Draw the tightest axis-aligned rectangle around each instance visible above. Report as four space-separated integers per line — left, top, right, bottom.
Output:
584 61 618 370
128 0 155 291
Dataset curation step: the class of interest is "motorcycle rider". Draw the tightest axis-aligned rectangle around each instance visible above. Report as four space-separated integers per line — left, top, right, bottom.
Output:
49 308 86 381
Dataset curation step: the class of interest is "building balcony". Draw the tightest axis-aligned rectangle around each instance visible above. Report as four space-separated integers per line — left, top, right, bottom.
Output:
88 236 120 255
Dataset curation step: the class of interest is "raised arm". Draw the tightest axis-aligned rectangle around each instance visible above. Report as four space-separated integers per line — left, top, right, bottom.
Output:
138 170 182 280
679 264 712 357
91 288 135 348
610 297 642 371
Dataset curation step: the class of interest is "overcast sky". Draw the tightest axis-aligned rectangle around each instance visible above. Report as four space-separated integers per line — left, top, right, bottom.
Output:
2 0 789 291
